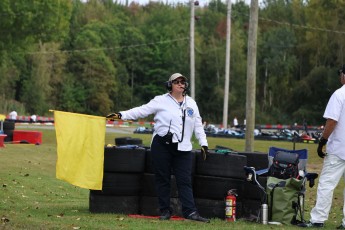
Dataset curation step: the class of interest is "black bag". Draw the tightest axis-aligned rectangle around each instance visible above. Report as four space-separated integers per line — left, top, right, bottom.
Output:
269 151 299 179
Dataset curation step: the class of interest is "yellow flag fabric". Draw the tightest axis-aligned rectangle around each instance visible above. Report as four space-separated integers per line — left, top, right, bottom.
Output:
54 111 105 190
0 114 5 121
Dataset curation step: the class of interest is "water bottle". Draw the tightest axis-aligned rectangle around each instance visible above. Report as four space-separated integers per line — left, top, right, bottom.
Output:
261 203 268 224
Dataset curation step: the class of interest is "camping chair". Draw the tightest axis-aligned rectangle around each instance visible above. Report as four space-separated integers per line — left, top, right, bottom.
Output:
244 146 318 225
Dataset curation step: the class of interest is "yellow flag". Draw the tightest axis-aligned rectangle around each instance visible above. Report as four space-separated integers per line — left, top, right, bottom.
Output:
54 111 105 190
0 114 5 121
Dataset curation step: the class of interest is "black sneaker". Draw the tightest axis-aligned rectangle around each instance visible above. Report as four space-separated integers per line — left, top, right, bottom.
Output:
186 211 210 223
159 209 171 220
298 221 324 228
337 224 345 229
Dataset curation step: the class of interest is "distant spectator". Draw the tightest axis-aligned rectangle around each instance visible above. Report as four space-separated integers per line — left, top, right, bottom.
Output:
303 118 308 133
233 117 238 128
30 114 37 123
254 129 260 136
9 111 17 121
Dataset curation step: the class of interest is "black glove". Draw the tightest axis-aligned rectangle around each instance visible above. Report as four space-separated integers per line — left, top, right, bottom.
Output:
317 137 328 158
106 112 122 120
201 146 209 161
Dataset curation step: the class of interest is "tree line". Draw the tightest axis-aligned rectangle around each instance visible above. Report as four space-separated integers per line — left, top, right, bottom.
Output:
0 0 344 126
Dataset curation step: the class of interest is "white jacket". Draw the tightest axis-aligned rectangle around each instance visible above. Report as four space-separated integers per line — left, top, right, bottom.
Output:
121 93 208 151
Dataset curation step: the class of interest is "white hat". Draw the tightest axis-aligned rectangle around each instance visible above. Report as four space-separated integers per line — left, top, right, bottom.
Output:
169 73 187 82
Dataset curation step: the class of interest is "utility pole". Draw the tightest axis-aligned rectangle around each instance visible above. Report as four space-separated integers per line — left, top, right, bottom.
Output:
245 0 259 152
222 0 232 129
190 0 195 99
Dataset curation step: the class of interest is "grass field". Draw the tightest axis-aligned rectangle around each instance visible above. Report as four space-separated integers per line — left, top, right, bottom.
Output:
0 127 343 229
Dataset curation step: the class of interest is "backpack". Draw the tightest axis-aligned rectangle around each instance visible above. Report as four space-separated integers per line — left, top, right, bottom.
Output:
266 176 304 225
268 151 299 179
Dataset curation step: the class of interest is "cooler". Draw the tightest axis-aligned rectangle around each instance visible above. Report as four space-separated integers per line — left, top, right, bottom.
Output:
13 130 42 145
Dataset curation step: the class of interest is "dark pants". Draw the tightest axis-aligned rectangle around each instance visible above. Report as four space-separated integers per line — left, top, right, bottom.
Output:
151 134 196 217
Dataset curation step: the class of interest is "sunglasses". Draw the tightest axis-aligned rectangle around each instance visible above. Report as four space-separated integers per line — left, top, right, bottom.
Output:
172 80 186 85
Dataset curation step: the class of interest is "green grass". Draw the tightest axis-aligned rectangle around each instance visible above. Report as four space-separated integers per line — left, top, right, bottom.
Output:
0 128 343 229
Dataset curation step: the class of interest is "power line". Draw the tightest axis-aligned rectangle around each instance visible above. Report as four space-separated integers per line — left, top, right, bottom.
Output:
21 37 189 55
258 17 345 35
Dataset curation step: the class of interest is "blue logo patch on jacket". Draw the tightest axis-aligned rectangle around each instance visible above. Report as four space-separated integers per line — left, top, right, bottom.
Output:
186 107 194 117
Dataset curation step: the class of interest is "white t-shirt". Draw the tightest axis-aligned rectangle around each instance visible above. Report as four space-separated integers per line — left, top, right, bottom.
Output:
9 111 17 120
120 93 208 151
233 118 238 126
30 114 37 122
324 84 345 159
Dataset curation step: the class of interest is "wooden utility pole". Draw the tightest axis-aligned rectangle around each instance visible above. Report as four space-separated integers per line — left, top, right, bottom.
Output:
190 0 195 99
245 0 259 152
222 0 232 129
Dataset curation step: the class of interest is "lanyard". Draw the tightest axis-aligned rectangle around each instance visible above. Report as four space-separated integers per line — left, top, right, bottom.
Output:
177 109 186 143
167 94 186 143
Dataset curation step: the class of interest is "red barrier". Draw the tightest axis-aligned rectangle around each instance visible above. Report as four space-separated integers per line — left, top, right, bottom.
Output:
13 130 42 145
0 134 7 147
5 115 54 123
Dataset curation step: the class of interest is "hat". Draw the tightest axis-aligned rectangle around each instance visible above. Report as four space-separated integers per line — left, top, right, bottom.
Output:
169 73 187 82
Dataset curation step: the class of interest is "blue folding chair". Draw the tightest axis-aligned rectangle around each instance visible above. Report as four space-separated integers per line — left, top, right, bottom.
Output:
268 146 307 176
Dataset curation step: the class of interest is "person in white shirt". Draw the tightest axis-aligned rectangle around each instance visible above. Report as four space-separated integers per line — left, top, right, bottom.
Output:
30 114 37 123
233 116 238 128
301 65 345 229
9 111 17 121
107 73 210 223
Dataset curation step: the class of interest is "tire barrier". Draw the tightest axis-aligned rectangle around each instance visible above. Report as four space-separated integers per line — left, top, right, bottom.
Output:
115 137 143 146
241 199 262 221
237 152 268 170
141 173 179 198
89 193 139 214
90 173 142 196
89 147 269 220
240 192 267 220
145 149 196 175
192 151 253 220
194 198 243 220
243 176 267 200
127 138 143 145
193 175 244 200
144 148 155 174
140 196 182 217
195 198 226 219
3 121 15 142
239 152 268 220
3 121 15 130
3 130 13 142
4 116 54 123
195 151 247 179
104 147 146 173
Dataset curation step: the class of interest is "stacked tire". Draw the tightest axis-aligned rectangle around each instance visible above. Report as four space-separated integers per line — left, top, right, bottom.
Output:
89 146 146 214
115 137 143 146
193 150 247 219
3 121 15 142
89 144 269 221
237 151 268 220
